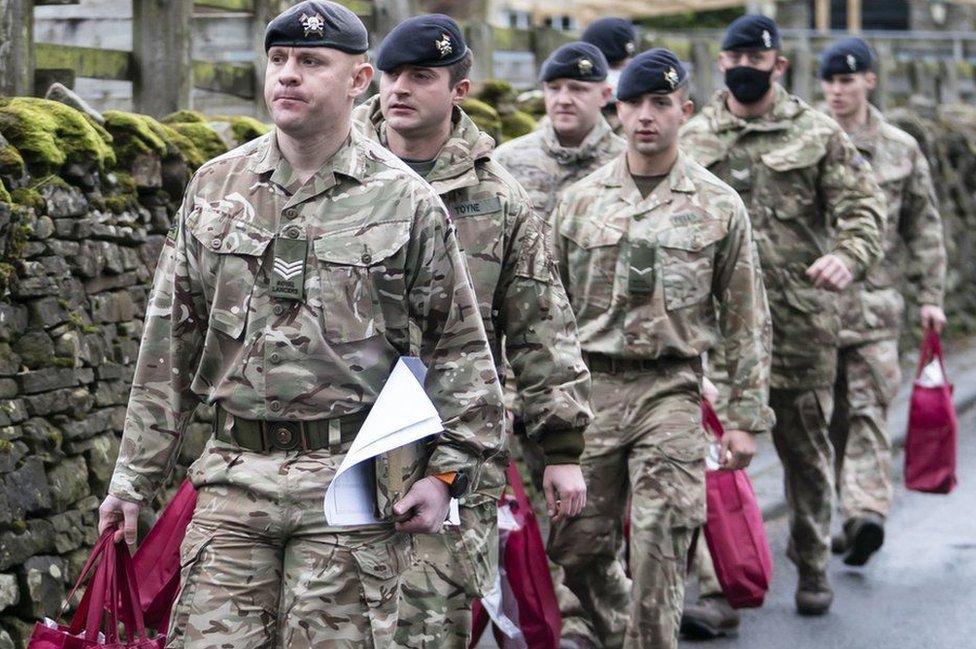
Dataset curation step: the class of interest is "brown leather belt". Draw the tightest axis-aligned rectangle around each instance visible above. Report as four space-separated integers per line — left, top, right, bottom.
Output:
584 352 703 375
214 406 368 453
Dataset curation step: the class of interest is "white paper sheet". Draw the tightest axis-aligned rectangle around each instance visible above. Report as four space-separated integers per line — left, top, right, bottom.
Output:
917 358 948 388
324 357 459 526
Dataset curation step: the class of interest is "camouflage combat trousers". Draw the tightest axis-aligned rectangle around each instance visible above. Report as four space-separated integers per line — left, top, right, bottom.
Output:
167 435 411 649
394 500 498 648
770 387 836 574
829 338 900 522
514 430 604 644
549 361 706 649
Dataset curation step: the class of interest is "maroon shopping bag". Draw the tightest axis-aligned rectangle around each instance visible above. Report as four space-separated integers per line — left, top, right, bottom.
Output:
470 462 561 649
700 402 773 609
28 529 163 648
133 480 198 632
905 330 958 494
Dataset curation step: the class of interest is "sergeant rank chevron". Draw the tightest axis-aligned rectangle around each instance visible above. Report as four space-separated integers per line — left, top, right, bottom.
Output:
273 258 304 280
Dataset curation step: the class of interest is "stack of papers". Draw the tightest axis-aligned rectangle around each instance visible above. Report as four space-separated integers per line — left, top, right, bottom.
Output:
324 357 459 526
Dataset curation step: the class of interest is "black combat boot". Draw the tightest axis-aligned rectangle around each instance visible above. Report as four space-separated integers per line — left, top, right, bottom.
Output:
795 568 833 616
842 513 885 566
681 594 741 639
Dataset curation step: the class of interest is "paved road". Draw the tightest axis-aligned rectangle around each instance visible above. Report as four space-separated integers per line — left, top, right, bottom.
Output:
685 404 976 649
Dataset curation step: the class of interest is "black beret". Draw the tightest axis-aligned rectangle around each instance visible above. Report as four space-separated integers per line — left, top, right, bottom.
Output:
616 48 688 101
819 37 875 79
375 14 469 72
539 42 608 83
264 1 368 54
721 14 781 52
581 18 637 65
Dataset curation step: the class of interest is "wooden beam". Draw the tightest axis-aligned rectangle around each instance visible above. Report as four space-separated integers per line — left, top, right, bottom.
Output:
814 0 830 32
192 60 256 98
35 43 133 81
847 0 861 33
0 0 35 96
133 0 192 116
194 0 254 11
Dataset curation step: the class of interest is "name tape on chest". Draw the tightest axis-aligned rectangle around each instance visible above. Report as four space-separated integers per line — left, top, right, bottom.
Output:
449 196 502 218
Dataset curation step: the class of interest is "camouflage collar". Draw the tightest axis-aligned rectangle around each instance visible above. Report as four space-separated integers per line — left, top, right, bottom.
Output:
708 84 804 134
540 115 615 165
355 96 493 194
248 128 367 185
848 104 884 156
602 151 696 208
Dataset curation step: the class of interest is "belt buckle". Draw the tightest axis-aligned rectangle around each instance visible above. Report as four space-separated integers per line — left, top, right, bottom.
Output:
268 421 301 451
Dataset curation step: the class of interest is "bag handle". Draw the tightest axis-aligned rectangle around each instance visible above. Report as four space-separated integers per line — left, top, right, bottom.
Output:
916 329 948 379
702 401 725 440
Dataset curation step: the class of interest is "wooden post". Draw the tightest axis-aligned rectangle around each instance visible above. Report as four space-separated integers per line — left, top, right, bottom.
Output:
847 0 862 33
252 0 288 120
792 37 813 101
872 40 892 111
814 0 830 32
132 0 192 116
0 0 35 96
465 23 495 83
690 39 715 105
372 0 410 40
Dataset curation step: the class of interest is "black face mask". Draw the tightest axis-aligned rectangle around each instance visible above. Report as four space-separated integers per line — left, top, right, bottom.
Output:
725 66 774 104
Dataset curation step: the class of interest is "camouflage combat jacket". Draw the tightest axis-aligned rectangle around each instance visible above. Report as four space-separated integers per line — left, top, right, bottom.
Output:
109 128 505 518
836 105 946 346
494 115 626 216
355 97 592 468
681 85 885 389
552 152 774 433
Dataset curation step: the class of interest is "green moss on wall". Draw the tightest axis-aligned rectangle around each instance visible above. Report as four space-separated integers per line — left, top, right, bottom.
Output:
0 98 116 177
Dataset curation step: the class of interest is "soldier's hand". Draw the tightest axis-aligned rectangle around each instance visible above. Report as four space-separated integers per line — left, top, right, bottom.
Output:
98 495 140 546
921 304 947 333
543 464 586 522
702 377 720 406
393 476 452 534
805 254 853 291
719 429 757 471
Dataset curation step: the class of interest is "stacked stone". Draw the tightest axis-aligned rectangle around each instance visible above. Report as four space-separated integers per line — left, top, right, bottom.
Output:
0 92 268 648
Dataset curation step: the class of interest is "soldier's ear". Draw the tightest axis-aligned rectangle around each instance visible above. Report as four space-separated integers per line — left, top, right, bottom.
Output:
349 58 374 98
452 78 471 104
865 71 878 91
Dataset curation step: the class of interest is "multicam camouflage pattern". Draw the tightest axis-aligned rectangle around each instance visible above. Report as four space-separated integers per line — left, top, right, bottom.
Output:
830 338 900 521
836 105 946 346
681 85 886 390
167 437 412 649
354 98 592 646
551 152 773 433
109 128 505 645
109 128 505 510
548 363 706 649
494 115 626 216
828 106 944 526
549 152 772 648
771 387 836 573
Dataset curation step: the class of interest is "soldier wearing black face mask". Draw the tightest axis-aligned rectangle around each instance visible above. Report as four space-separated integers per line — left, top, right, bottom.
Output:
680 13 885 628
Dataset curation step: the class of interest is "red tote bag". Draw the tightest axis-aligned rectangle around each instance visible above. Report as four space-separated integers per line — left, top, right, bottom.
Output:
701 402 773 609
133 480 198 632
28 529 163 649
470 462 561 649
905 330 958 494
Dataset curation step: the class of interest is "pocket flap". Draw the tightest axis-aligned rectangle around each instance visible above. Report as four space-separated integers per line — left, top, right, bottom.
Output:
760 139 827 172
560 221 624 250
189 207 273 257
314 220 411 266
783 285 829 314
657 224 724 252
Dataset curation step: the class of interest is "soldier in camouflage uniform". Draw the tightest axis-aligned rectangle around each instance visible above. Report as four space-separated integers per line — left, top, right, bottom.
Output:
354 15 593 647
680 15 884 617
549 49 773 649
819 37 946 566
582 17 638 135
495 42 626 216
97 3 505 647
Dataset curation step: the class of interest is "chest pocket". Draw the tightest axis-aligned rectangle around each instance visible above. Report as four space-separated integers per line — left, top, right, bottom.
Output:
188 206 273 339
450 197 505 325
657 224 723 311
560 220 624 315
759 140 826 221
313 220 411 344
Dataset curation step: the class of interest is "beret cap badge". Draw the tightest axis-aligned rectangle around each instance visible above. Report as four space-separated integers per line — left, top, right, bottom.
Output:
578 58 594 75
299 12 326 38
664 66 679 90
435 33 453 57
847 54 857 71
761 29 772 48
625 41 636 54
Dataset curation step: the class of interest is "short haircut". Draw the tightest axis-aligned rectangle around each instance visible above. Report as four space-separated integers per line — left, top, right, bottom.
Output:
447 50 474 87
